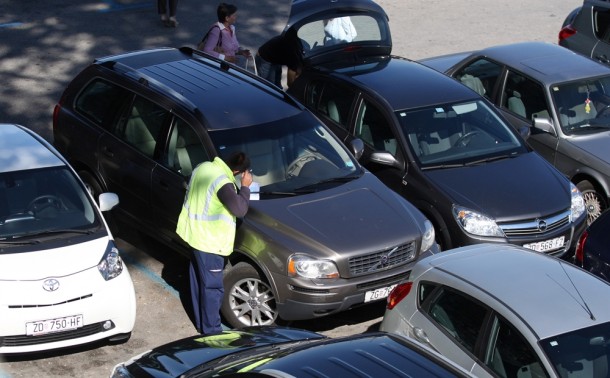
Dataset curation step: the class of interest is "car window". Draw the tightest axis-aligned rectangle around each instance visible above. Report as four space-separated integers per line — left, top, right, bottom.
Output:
594 6 610 43
74 79 130 129
397 100 526 166
166 118 210 177
503 71 550 121
427 288 487 354
113 96 169 158
297 14 383 58
551 76 610 133
306 81 354 130
355 99 398 156
0 167 101 241
454 58 502 100
485 315 548 378
540 321 610 378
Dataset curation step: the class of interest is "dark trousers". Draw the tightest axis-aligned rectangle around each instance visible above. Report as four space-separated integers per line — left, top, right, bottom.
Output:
190 249 225 334
256 54 282 88
157 0 178 17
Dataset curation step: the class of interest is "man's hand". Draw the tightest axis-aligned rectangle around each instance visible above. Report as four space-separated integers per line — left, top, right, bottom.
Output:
241 170 253 188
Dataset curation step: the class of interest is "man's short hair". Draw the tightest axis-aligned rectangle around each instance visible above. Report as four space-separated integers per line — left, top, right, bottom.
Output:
225 151 250 173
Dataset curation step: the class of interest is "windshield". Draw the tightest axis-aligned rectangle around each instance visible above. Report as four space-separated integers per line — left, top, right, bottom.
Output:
209 112 360 196
540 321 610 377
552 76 610 133
397 100 527 168
0 167 101 241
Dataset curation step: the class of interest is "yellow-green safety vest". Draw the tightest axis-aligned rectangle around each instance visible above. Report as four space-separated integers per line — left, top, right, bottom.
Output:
176 157 237 255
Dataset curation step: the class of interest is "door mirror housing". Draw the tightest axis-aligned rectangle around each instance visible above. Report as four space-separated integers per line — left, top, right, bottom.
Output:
532 117 556 136
350 138 365 160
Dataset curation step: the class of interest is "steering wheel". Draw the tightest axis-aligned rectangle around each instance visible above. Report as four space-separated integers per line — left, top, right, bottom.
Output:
595 104 610 119
26 195 67 215
453 131 481 148
286 154 319 178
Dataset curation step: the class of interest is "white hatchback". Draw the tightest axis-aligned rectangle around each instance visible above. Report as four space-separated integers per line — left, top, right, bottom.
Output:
380 243 610 378
0 124 136 354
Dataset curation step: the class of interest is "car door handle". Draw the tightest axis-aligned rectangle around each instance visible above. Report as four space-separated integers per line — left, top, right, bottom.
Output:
595 54 610 64
413 327 430 344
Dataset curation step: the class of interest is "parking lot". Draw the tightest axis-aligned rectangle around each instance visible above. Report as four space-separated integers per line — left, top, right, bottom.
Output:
0 0 579 376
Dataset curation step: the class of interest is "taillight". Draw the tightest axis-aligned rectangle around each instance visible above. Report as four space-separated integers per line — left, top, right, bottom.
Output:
52 103 61 132
559 25 577 43
575 229 589 266
386 281 413 310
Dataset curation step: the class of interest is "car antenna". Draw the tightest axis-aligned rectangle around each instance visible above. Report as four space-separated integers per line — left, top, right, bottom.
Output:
551 260 595 321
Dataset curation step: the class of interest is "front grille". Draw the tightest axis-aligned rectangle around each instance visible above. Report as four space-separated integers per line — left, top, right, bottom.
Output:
356 272 408 290
499 210 571 237
0 321 113 347
349 242 416 276
8 294 92 309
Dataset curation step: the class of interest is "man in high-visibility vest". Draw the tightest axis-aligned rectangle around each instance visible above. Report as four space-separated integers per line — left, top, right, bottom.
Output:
176 151 252 334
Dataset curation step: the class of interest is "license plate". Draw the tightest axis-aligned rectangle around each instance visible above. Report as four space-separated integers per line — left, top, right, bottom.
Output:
26 314 83 336
523 236 565 253
364 284 397 303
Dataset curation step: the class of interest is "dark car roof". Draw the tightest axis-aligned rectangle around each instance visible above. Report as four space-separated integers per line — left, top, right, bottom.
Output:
94 47 303 130
454 42 610 85
332 56 480 111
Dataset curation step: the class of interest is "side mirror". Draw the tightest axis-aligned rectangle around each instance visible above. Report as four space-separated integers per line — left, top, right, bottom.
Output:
350 138 365 160
532 117 556 136
98 192 120 212
518 125 531 140
369 151 401 169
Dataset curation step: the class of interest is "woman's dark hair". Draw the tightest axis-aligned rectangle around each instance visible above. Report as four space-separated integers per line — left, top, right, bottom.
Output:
225 151 250 173
217 3 238 22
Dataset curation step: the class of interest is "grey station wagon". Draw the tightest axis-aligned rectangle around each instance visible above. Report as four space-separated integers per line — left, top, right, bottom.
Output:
52 47 437 330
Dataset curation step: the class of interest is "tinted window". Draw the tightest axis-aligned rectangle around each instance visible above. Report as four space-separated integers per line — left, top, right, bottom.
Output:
307 81 354 130
0 167 101 241
454 58 502 100
541 321 610 378
503 71 549 121
209 112 359 194
427 288 487 353
356 99 398 156
485 315 548 378
593 7 610 43
113 96 169 158
297 14 385 58
75 79 130 128
165 117 210 177
397 100 526 166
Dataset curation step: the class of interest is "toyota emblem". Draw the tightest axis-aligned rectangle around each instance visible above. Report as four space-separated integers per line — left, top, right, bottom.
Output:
43 278 60 292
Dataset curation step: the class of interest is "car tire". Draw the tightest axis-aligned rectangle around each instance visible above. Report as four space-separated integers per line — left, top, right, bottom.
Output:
221 261 278 328
577 180 606 225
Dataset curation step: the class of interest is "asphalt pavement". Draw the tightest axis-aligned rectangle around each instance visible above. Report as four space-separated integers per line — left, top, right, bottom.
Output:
0 0 581 376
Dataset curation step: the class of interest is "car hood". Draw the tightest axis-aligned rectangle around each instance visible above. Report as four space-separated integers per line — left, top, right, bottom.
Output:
116 327 325 377
424 153 570 222
0 236 110 280
566 131 610 169
282 0 391 67
245 172 425 254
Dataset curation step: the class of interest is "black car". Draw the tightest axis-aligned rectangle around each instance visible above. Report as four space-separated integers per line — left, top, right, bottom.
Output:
282 0 587 255
52 47 437 330
420 41 610 226
110 327 473 378
559 0 610 66
575 209 610 281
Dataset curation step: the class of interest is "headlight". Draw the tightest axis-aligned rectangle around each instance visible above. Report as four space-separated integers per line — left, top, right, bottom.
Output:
288 254 339 279
570 182 586 221
453 205 505 237
421 219 435 252
98 242 124 281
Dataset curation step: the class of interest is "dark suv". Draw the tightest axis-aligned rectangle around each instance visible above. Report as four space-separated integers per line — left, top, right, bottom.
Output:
559 0 610 66
52 47 437 329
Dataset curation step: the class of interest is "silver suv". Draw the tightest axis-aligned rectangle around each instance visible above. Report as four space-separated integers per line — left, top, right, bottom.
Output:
52 47 437 329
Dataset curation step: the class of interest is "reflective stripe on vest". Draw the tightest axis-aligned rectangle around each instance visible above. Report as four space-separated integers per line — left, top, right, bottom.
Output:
183 173 235 227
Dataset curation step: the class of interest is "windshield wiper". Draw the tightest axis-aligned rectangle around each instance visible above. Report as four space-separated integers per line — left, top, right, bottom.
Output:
35 229 94 236
293 175 360 193
464 154 517 166
0 239 41 246
421 162 466 170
